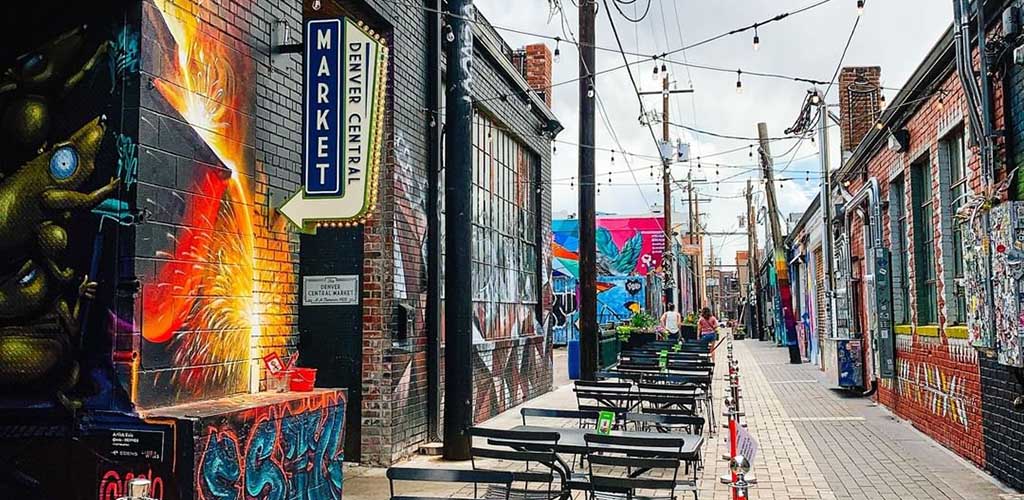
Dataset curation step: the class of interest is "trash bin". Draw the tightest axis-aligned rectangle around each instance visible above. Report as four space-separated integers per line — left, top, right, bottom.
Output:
568 339 580 380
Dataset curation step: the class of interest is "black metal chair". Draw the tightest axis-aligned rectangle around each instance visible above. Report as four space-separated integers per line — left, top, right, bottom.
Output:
386 468 514 500
469 427 568 500
520 407 599 429
582 433 698 500
636 383 700 417
573 380 638 424
624 413 705 477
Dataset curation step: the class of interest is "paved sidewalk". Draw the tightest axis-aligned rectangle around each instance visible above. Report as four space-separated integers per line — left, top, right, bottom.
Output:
343 339 1017 500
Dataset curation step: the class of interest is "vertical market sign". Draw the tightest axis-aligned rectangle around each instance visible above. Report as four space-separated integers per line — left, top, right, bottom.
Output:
280 18 388 232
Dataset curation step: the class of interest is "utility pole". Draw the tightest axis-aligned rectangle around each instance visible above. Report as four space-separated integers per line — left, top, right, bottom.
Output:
639 78 692 308
708 242 715 314
746 180 763 342
757 122 801 364
813 90 835 340
687 172 698 312
443 0 474 460
578 0 598 381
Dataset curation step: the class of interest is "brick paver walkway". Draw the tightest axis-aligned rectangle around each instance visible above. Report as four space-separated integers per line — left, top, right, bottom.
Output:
343 339 1017 500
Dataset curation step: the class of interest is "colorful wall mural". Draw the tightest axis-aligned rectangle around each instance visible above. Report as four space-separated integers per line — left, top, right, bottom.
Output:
552 216 666 278
878 335 984 466
134 0 261 408
551 274 647 344
0 2 136 413
185 390 347 500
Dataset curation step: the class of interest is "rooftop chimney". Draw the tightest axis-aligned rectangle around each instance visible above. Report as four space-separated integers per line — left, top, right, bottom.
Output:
838 66 882 155
513 43 553 108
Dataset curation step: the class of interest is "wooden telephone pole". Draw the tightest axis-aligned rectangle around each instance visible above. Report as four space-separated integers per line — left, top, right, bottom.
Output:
757 123 801 363
640 77 692 307
746 180 763 341
578 0 598 381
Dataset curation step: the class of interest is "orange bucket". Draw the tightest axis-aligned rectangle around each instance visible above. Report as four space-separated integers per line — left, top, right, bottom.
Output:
289 367 317 391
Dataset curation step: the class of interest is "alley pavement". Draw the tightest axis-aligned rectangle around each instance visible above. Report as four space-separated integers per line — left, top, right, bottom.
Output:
343 339 1018 499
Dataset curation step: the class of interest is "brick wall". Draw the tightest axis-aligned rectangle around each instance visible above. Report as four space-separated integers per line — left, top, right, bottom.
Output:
513 43 553 107
344 0 554 465
134 0 302 408
841 62 988 468
980 356 1024 491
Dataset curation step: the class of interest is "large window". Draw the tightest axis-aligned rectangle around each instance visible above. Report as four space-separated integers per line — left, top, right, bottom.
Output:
890 175 911 325
911 155 937 324
943 131 968 324
471 111 539 304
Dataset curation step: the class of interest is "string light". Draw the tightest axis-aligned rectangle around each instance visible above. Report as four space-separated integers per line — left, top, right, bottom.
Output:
553 37 561 63
753 26 760 51
879 93 887 111
660 62 668 78
735 70 744 94
445 24 455 43
587 83 595 99
936 94 945 112
652 63 659 81
857 0 865 16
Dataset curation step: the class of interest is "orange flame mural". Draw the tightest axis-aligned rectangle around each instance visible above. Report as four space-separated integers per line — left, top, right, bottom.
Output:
141 0 258 396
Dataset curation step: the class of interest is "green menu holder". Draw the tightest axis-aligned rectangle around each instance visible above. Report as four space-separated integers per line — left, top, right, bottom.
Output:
597 410 615 435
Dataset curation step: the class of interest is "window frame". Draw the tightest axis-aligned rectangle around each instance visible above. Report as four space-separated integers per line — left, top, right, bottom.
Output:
910 154 938 325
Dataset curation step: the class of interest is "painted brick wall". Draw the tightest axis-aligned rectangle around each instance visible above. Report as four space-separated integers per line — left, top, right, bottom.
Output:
134 0 303 408
842 62 989 468
979 356 1024 491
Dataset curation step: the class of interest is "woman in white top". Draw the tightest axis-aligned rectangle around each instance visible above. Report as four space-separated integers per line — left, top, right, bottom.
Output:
659 303 682 339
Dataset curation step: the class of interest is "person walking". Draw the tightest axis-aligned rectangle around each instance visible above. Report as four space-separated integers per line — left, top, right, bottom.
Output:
659 303 682 340
698 307 719 345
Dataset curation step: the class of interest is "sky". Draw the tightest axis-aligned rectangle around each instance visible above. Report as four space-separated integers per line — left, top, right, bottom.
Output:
473 0 953 265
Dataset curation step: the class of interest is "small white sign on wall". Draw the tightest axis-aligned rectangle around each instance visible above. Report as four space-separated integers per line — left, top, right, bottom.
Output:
303 275 359 306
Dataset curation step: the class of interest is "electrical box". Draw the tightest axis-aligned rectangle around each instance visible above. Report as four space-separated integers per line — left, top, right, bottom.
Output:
1003 6 1020 37
396 303 415 344
872 247 895 378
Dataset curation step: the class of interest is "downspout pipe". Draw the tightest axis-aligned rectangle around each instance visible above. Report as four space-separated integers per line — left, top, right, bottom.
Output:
838 177 882 395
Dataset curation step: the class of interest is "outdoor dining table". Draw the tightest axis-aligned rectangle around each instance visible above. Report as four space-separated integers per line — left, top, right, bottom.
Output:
488 425 704 461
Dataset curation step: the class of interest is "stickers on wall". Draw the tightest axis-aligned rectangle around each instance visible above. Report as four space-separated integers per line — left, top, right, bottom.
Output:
279 18 389 232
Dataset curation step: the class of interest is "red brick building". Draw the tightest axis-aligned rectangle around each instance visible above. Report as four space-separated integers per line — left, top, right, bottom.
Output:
827 1 1024 487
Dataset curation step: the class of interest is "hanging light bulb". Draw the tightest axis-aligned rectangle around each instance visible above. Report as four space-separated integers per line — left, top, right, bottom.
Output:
879 93 887 111
611 149 616 164
652 61 660 81
716 182 720 191
875 121 884 130
429 114 436 128
660 63 668 79
735 70 743 94
697 156 702 169
608 171 612 183
570 176 574 189
857 0 865 16
749 145 753 158
715 165 720 176
553 38 561 63
587 83 595 99
937 93 945 112
445 24 455 43
752 26 760 51
553 143 558 155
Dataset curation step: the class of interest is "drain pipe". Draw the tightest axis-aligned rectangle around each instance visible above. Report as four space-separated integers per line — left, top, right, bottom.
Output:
840 177 882 396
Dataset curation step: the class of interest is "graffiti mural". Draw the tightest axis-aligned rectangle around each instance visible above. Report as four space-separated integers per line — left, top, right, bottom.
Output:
473 335 550 422
0 2 137 411
98 466 167 500
878 336 984 466
552 216 666 278
183 390 347 500
135 0 262 407
550 275 647 344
